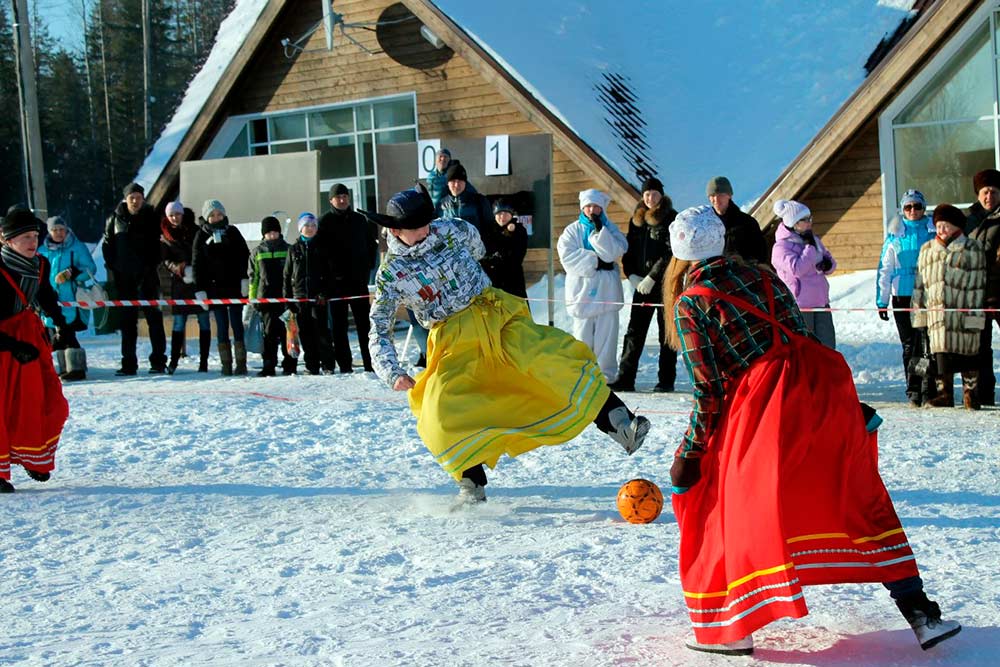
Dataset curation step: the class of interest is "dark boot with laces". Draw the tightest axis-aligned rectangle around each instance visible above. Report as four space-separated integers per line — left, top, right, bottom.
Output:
896 591 961 650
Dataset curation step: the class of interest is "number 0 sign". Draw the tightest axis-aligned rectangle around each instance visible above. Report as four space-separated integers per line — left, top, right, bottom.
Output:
418 139 441 179
485 135 510 176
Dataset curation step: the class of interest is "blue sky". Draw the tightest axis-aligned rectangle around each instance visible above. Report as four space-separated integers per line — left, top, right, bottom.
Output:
39 0 914 211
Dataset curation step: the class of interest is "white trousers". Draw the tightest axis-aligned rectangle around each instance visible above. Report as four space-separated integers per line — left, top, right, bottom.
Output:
570 311 620 382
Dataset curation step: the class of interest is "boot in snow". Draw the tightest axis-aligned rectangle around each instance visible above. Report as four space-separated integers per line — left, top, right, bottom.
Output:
607 406 651 455
685 636 753 656
218 342 233 376
454 478 487 506
234 341 248 376
198 331 211 372
54 348 67 377
0 478 14 493
61 348 87 381
167 331 184 374
896 592 961 650
25 469 50 482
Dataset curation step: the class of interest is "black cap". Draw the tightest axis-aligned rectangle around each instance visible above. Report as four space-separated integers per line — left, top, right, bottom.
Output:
493 199 516 216
329 183 350 198
261 216 281 236
640 177 664 196
2 207 43 240
445 162 467 183
360 188 435 230
122 182 145 197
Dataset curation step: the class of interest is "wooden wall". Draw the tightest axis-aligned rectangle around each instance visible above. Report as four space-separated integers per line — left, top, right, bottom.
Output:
795 119 885 273
218 0 632 281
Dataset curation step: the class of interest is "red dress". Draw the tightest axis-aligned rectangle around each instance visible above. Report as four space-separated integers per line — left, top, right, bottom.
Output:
672 279 919 644
0 267 69 480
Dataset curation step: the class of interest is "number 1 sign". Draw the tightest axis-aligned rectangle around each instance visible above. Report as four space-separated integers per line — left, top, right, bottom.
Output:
484 135 510 176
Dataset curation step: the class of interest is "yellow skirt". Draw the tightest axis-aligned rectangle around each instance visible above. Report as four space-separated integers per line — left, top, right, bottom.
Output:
410 287 610 479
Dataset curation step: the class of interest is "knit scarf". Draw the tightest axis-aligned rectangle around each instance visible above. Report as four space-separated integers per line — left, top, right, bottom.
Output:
1 245 41 313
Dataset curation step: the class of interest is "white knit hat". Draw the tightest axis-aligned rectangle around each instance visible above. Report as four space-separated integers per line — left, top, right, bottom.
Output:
772 198 811 228
670 205 725 261
579 188 611 211
297 212 317 231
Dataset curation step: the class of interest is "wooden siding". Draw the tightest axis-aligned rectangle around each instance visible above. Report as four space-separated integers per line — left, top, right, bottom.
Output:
215 0 632 281
797 119 884 273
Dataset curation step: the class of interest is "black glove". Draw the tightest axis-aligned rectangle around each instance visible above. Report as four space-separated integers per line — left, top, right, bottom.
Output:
596 259 615 271
670 456 702 494
590 214 604 232
878 308 890 322
816 256 833 272
799 230 816 247
9 340 40 364
51 328 66 350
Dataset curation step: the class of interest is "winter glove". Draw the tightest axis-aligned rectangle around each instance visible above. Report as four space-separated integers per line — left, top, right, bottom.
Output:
799 230 816 247
240 278 250 298
54 268 73 285
182 266 195 284
194 290 210 311
628 274 642 290
590 213 604 232
670 456 702 494
878 308 890 322
7 339 39 364
816 256 833 272
636 275 656 295
596 259 615 271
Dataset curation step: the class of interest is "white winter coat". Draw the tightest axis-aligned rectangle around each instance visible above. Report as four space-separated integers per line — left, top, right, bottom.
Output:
557 218 628 319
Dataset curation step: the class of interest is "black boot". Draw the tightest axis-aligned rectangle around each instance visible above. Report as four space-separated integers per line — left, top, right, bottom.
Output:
0 478 14 493
25 469 50 482
198 331 211 373
167 331 185 374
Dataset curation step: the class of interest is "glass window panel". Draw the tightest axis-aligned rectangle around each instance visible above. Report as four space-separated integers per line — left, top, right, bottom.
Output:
894 120 994 205
225 126 249 158
373 99 415 129
311 136 357 179
252 144 269 156
268 114 306 141
360 178 378 214
375 128 417 145
896 22 991 124
358 133 374 176
250 118 268 143
271 141 308 154
309 107 353 136
356 104 373 131
994 11 1000 55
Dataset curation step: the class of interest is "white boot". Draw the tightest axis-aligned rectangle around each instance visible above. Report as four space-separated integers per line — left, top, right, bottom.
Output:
685 635 754 656
907 611 961 650
607 407 650 455
54 348 67 376
453 478 486 506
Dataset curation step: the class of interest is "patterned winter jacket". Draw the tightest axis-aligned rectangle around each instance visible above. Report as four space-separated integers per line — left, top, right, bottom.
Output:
911 235 986 356
966 202 1000 308
674 257 812 458
875 215 935 307
368 218 490 386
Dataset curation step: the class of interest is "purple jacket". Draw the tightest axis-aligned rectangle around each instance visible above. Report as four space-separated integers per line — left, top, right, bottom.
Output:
771 224 836 308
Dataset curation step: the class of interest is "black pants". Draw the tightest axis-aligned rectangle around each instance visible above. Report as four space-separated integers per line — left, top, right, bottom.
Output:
116 275 166 371
259 305 292 372
461 392 629 485
891 296 924 403
330 290 373 373
616 287 677 388
297 303 335 373
975 314 999 405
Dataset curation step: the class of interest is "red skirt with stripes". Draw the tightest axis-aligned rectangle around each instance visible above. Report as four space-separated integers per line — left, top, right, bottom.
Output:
1 310 68 479
672 333 919 644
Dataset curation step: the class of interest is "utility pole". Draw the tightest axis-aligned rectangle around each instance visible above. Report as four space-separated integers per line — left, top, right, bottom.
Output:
142 0 152 148
10 0 48 216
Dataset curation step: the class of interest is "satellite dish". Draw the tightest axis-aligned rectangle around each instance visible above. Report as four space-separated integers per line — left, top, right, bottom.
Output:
375 3 454 70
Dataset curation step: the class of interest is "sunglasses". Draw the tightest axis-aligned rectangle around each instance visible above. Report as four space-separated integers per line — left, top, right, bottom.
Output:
903 203 925 211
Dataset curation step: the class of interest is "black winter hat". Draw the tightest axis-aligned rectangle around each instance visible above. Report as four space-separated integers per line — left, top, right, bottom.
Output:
261 216 281 236
445 162 467 183
360 188 435 230
329 183 350 198
973 169 1000 194
122 182 145 197
493 199 516 216
932 204 966 231
640 177 664 195
2 207 43 240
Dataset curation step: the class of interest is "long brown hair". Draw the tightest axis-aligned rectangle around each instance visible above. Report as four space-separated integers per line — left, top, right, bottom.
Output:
663 257 694 351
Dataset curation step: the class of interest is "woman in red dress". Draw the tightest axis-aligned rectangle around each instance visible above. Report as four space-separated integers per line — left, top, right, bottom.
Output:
1 208 70 493
662 205 960 656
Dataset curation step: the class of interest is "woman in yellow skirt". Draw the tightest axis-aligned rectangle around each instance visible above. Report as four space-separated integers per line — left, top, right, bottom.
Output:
364 188 650 504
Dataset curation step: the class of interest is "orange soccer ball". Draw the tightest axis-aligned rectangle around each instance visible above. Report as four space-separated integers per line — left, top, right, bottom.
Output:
616 479 664 524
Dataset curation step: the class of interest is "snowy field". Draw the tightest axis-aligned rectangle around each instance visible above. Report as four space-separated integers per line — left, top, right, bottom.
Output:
2 270 999 666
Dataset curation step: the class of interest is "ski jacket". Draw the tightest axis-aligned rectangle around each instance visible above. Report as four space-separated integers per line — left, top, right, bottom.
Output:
622 198 677 284
159 208 200 301
479 218 528 299
718 205 769 265
369 218 489 386
317 206 378 293
557 214 628 319
875 215 935 307
191 217 250 299
966 202 1000 308
771 224 836 309
283 238 331 301
438 183 492 234
912 235 986 356
250 238 290 300
38 229 97 328
102 202 161 280
426 164 451 210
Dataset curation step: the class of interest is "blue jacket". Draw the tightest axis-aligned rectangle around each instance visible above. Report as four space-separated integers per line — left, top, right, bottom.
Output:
38 229 98 328
876 216 935 307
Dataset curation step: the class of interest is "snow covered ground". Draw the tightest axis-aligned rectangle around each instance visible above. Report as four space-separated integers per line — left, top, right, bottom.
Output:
3 271 999 666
